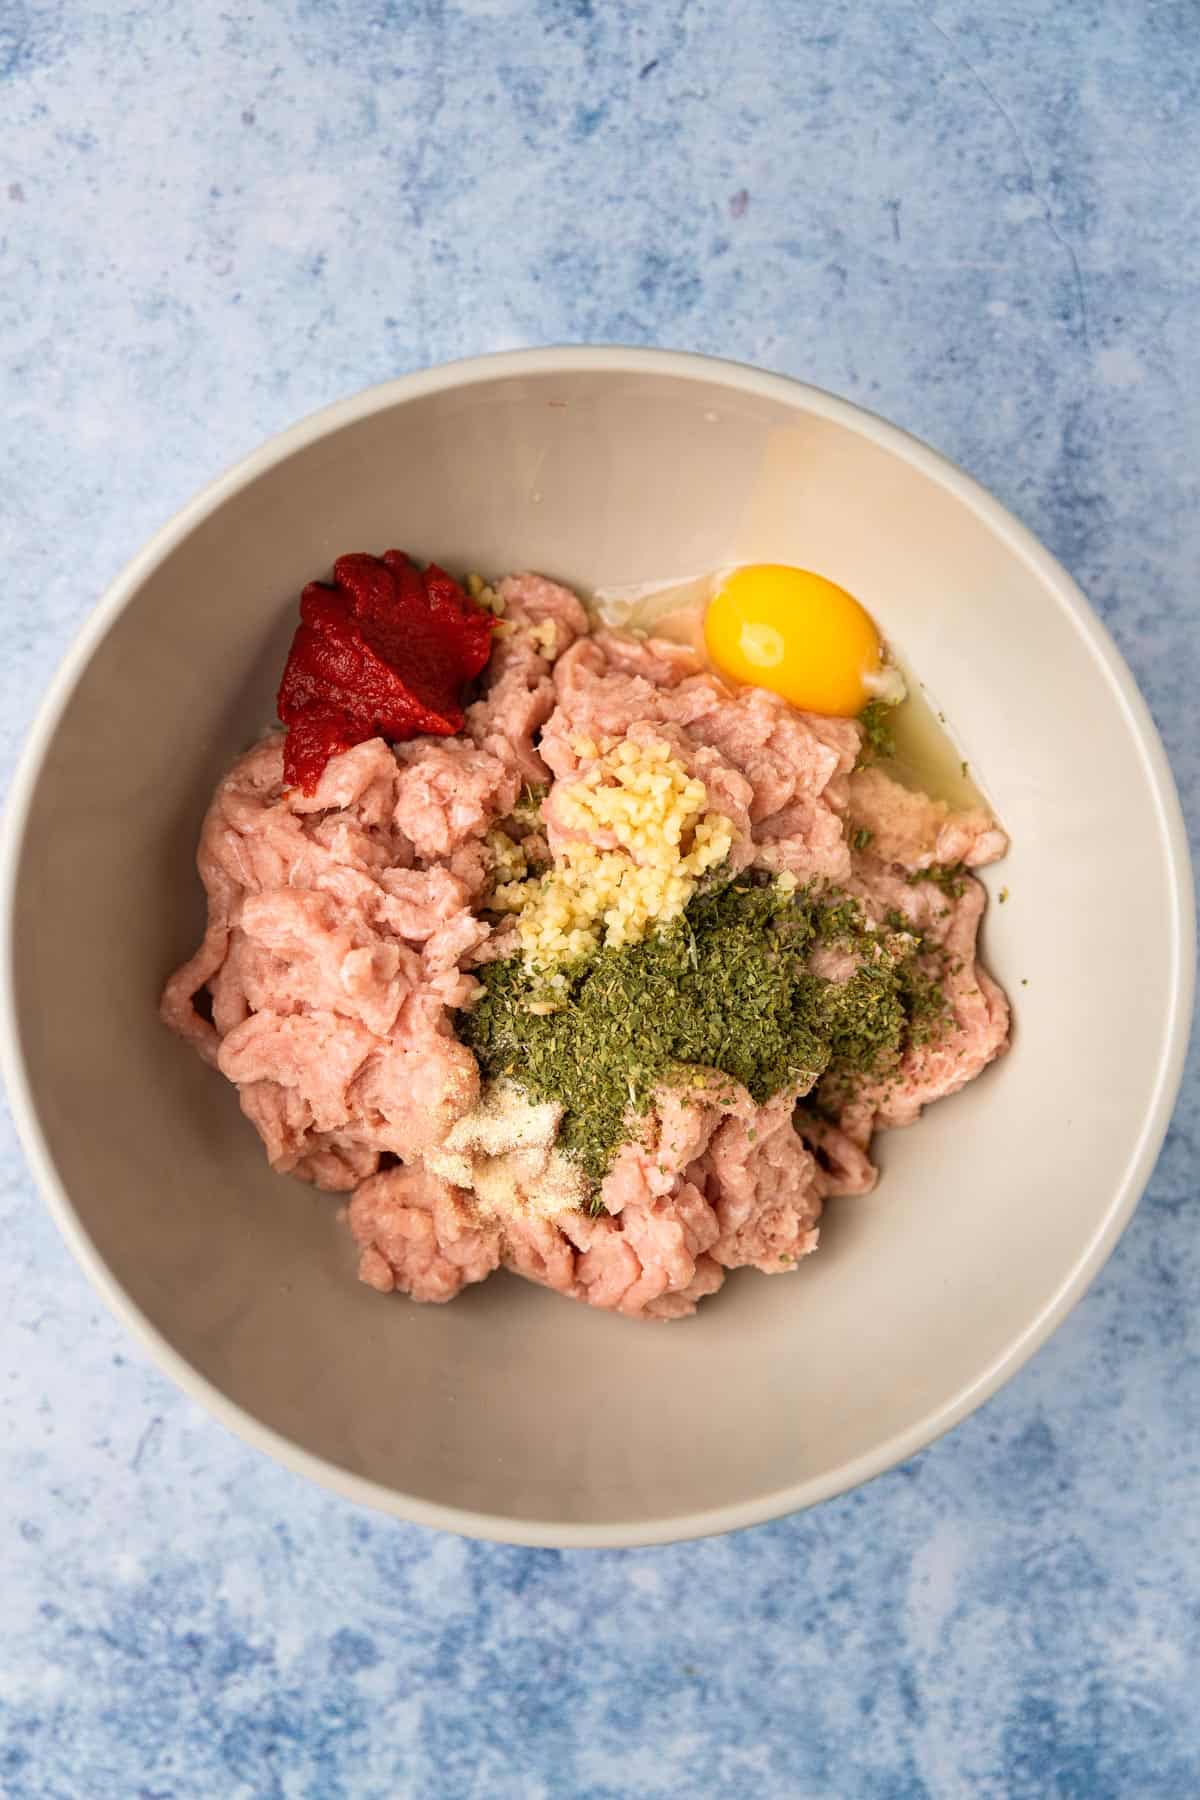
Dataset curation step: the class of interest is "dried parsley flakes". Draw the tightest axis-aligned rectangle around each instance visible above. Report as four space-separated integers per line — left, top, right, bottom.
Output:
905 861 967 899
856 700 898 766
460 877 949 1200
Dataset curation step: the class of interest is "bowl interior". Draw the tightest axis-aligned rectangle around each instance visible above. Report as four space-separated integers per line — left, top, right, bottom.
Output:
6 359 1188 1541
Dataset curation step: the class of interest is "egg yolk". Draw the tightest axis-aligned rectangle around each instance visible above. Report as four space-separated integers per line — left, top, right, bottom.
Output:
703 564 882 716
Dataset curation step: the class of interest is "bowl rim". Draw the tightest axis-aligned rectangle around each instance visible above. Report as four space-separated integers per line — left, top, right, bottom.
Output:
1 345 1194 1548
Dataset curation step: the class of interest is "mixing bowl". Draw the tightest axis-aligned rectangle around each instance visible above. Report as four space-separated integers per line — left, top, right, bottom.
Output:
1 349 1192 1546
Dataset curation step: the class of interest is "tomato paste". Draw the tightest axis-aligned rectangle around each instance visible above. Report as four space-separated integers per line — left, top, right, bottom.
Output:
277 551 495 792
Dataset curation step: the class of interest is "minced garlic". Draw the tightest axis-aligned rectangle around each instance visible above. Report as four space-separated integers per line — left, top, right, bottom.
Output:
494 736 734 970
529 618 561 660
465 572 506 615
486 827 528 886
467 574 564 658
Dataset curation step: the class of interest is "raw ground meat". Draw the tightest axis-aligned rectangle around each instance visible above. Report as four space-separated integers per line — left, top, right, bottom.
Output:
833 856 1011 1140
844 765 1008 871
163 571 1010 1320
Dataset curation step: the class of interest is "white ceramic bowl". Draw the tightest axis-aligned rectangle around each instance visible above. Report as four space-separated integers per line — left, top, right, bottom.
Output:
2 350 1193 1547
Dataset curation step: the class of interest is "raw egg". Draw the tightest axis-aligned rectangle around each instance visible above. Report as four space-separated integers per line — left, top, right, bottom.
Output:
703 564 883 716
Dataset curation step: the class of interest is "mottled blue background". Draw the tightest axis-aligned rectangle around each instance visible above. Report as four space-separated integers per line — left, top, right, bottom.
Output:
2 2 1198 1795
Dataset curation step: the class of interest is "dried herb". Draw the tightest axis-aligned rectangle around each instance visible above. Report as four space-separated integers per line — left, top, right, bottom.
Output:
856 700 897 766
906 861 967 899
460 877 946 1202
511 782 548 825
896 956 952 1046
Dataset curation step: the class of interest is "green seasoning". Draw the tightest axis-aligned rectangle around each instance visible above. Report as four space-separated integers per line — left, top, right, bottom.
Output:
461 877 948 1201
896 951 952 1047
905 861 967 899
512 782 548 826
856 699 897 766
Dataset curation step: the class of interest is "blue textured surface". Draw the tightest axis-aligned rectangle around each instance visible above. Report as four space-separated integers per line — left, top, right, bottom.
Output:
2 2 1198 1794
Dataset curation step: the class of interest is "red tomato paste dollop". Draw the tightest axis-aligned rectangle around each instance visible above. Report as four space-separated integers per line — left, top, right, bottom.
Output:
276 550 496 793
